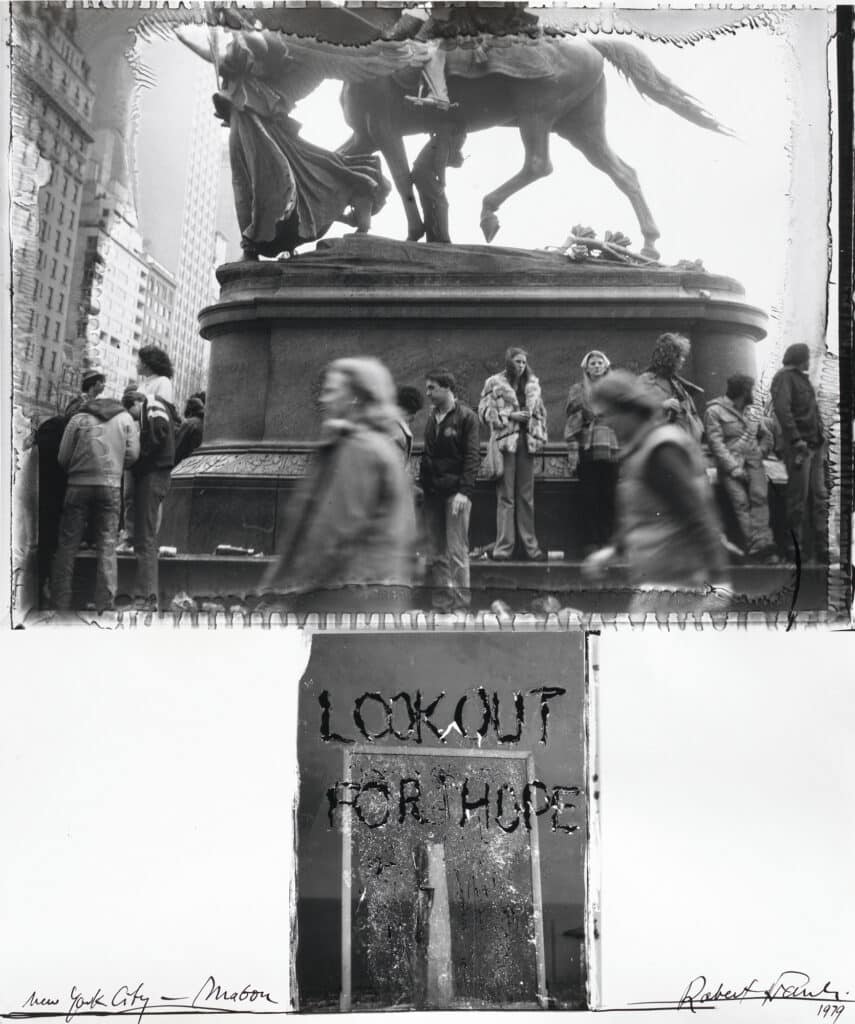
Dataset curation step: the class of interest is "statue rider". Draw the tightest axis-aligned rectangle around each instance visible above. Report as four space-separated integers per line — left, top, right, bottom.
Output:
384 2 541 110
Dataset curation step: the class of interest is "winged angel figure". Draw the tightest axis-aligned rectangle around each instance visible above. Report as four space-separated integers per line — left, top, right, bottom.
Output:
175 22 432 257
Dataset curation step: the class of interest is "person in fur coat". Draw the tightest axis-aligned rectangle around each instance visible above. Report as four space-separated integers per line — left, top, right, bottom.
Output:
478 347 548 560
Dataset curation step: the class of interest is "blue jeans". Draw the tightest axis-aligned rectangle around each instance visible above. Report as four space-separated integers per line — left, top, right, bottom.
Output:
423 494 471 610
52 485 121 610
133 470 171 603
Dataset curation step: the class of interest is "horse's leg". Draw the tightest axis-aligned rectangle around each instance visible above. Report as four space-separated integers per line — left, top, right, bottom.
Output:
480 116 553 243
378 133 426 242
337 131 370 157
554 82 661 259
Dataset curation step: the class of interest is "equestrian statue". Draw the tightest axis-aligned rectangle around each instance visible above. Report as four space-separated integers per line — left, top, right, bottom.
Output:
174 4 731 260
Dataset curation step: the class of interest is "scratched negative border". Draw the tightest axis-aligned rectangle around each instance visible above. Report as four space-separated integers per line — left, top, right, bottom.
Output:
6 2 853 630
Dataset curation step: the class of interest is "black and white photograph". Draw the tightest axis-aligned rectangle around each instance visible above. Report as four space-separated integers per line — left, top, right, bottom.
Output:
294 630 588 1011
6 2 852 625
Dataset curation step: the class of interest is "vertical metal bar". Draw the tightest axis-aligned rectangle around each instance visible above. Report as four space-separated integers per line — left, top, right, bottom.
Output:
585 633 602 1011
527 752 548 1007
340 749 353 1012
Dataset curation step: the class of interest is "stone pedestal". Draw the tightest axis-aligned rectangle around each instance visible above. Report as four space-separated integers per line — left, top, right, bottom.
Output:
160 236 767 557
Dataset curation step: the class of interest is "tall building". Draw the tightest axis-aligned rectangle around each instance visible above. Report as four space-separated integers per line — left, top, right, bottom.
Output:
170 62 224 404
67 181 171 397
10 4 95 421
139 254 177 351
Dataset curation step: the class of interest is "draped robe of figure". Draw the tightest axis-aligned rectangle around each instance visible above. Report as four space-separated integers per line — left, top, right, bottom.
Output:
216 31 398 255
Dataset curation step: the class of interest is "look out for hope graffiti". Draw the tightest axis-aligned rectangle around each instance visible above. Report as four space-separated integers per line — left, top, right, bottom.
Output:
321 684 585 837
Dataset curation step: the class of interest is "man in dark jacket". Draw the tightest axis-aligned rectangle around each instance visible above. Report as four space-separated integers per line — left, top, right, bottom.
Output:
51 373 140 610
124 388 179 605
174 397 205 465
770 343 828 563
419 368 480 611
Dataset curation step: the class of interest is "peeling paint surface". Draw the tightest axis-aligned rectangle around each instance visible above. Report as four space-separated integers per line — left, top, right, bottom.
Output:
349 751 538 1007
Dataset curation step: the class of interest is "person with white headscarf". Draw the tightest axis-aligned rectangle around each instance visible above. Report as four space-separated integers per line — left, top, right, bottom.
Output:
564 350 620 554
260 357 415 612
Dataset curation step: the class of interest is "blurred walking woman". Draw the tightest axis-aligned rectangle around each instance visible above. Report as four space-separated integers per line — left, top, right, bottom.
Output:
478 347 548 560
564 350 620 553
260 357 415 612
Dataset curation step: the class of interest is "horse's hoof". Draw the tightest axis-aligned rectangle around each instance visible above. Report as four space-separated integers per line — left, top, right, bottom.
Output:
480 212 500 243
407 224 426 242
641 244 660 261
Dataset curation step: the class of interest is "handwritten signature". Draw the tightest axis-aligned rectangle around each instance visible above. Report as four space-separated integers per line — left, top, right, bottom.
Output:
678 971 847 1012
18 977 278 1022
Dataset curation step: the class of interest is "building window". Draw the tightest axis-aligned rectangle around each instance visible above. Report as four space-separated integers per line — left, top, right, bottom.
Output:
54 321 61 342
47 380 54 402
51 258 58 278
38 347 45 368
47 287 53 309
37 251 46 270
34 378 41 399
50 351 57 371
65 238 71 257
61 265 68 285
25 339 34 359
57 293 64 314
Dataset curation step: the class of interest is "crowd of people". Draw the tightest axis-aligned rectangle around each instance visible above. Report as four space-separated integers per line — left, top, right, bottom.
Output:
38 345 205 612
39 333 830 614
259 336 829 615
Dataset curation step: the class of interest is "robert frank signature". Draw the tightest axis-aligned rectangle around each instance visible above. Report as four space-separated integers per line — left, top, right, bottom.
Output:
19 977 278 1022
678 971 847 1012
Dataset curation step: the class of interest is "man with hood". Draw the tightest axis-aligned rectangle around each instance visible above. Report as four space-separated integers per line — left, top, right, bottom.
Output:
51 371 140 611
37 371 107 603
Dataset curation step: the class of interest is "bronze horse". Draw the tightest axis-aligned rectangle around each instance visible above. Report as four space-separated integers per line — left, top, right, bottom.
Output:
338 36 730 258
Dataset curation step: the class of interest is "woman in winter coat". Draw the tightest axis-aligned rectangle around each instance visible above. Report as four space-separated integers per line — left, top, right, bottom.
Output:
260 357 415 612
564 350 620 554
478 347 548 560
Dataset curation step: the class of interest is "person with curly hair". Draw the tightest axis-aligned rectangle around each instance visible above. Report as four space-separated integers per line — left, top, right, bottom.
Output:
136 345 175 404
478 347 547 561
640 333 705 443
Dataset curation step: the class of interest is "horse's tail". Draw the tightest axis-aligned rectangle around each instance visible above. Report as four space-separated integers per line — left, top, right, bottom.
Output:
589 38 734 137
